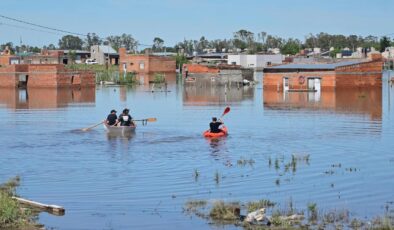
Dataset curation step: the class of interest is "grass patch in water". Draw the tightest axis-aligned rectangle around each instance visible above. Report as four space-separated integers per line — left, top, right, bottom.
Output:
209 201 240 221
246 199 276 213
0 176 40 229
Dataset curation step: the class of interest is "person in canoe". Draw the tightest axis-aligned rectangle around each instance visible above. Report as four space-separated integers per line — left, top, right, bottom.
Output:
209 117 224 133
105 109 118 126
118 108 135 126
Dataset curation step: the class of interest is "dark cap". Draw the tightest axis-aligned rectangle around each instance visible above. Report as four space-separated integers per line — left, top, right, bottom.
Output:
123 108 130 113
111 109 117 113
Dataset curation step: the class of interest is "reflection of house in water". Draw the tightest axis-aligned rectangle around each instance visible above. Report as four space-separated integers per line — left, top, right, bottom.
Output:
183 85 254 106
135 72 177 85
0 88 95 109
263 88 382 120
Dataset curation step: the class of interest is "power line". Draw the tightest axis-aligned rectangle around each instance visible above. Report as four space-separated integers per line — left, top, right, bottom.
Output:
0 21 64 36
0 14 87 37
0 14 153 48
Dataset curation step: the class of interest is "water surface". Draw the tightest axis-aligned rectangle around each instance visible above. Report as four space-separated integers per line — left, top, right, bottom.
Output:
1 72 394 229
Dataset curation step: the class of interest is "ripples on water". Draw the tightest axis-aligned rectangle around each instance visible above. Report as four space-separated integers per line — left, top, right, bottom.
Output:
1 74 394 229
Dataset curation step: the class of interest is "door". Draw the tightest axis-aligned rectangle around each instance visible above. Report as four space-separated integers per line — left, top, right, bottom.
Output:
314 78 321 92
283 77 289 92
307 78 315 90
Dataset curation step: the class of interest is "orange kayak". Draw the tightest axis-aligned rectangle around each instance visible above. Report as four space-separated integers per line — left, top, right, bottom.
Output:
203 126 228 138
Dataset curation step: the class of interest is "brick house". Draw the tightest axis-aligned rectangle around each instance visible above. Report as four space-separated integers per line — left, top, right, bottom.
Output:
0 64 95 88
119 48 176 74
263 54 383 91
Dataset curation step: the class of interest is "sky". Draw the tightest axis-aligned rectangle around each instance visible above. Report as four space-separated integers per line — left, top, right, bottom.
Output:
1 0 393 48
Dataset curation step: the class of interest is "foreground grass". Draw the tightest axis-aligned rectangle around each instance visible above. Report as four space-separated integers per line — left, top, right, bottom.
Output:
0 177 40 229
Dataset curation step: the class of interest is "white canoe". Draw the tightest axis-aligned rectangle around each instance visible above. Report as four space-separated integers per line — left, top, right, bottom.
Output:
103 123 136 135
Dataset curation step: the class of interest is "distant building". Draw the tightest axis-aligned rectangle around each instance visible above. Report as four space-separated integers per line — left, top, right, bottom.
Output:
382 47 394 59
119 47 176 74
90 45 119 65
227 54 282 68
263 54 383 91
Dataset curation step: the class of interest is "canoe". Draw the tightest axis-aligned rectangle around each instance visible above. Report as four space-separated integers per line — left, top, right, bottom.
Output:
103 123 136 135
203 126 228 138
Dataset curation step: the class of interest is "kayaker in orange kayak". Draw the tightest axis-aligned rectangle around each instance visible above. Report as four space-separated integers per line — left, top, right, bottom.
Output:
209 117 224 133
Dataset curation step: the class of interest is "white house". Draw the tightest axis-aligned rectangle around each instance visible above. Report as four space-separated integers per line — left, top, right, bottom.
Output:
227 54 283 68
382 47 394 59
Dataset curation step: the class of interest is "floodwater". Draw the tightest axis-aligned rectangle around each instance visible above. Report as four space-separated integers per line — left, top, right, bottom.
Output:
1 72 394 229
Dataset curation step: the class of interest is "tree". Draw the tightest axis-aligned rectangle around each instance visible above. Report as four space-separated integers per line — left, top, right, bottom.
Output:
58 35 83 50
281 39 301 55
1 42 15 54
107 34 138 52
84 33 102 50
152 37 164 52
233 29 255 51
380 36 391 52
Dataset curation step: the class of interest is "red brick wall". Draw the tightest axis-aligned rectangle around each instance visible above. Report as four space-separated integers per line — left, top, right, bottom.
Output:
335 61 382 88
119 48 176 73
263 71 336 90
0 65 19 87
183 64 220 74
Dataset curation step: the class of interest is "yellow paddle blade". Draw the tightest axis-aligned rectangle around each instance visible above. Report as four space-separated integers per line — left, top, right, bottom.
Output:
146 118 157 122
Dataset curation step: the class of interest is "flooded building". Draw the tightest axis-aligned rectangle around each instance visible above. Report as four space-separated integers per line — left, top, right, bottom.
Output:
263 54 383 91
119 47 176 74
90 45 119 65
227 54 283 68
183 63 254 85
0 64 95 88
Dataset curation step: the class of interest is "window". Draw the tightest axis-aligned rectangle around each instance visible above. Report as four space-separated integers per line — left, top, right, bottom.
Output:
139 61 145 70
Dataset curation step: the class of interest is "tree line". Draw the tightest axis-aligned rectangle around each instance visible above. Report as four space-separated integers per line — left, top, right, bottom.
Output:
1 30 393 55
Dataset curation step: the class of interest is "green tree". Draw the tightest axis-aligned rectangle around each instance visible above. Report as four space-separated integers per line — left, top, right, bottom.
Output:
107 34 138 52
380 36 391 52
58 35 83 50
152 37 164 52
281 39 301 55
84 33 102 50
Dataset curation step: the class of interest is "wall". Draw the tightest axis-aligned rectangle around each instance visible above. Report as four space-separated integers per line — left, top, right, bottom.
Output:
0 64 95 88
263 71 336 90
119 47 176 74
227 54 282 68
335 61 382 88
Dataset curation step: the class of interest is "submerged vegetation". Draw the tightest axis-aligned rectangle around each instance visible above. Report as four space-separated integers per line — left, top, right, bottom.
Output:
184 199 394 229
0 177 40 229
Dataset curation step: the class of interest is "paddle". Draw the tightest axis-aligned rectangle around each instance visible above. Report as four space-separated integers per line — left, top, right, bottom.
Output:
220 106 231 119
132 118 157 122
81 120 104 131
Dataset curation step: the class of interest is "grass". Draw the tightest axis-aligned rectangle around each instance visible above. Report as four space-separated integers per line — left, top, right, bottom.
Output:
209 201 240 221
0 176 39 229
246 199 276 213
152 73 166 83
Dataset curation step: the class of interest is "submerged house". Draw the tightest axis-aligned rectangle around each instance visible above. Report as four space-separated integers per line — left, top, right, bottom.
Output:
0 64 95 88
263 54 383 91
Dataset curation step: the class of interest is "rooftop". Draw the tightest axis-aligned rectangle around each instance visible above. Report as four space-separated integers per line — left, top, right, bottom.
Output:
265 60 364 70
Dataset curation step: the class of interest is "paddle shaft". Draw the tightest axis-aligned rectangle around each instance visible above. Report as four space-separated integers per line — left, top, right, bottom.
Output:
82 121 104 131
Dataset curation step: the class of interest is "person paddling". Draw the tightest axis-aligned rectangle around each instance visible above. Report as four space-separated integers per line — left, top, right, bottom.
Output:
209 117 224 133
118 108 135 127
105 109 118 126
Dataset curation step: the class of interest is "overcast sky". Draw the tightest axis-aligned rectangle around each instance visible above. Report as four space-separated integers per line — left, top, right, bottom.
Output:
1 0 393 47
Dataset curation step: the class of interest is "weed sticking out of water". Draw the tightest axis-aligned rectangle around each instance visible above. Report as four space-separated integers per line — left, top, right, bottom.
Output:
214 171 220 184
275 178 280 186
246 199 276 213
194 169 200 181
268 157 272 168
307 203 318 221
275 158 280 170
237 157 256 167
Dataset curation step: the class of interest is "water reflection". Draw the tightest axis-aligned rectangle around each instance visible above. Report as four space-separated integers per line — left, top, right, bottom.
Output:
263 88 382 120
183 84 254 106
0 87 95 109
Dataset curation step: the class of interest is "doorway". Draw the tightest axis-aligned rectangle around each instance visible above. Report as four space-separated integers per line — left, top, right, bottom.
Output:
283 77 289 92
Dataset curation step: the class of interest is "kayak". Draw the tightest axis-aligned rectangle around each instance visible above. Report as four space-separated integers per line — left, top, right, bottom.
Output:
203 126 228 138
103 123 136 135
